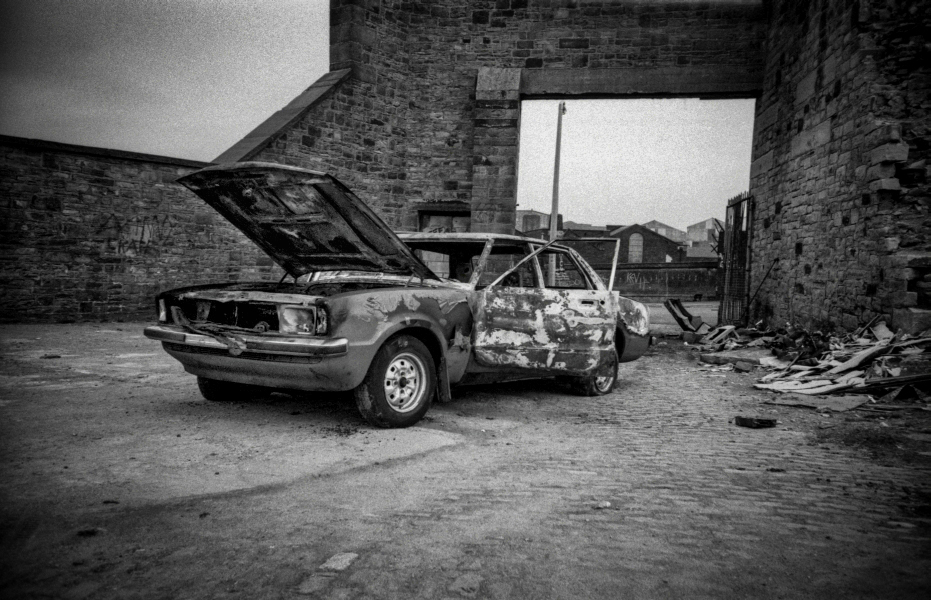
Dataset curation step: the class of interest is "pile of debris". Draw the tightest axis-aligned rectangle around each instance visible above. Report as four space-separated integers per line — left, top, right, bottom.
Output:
694 318 931 408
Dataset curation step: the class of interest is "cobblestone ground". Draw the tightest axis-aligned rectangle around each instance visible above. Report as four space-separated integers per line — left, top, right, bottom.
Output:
0 324 929 599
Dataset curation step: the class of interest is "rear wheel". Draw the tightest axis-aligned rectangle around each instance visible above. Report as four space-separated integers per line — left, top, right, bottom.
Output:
196 377 271 401
354 335 435 428
564 349 618 396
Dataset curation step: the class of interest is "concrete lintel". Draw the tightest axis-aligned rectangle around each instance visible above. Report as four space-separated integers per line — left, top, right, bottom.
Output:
520 66 762 98
214 69 352 163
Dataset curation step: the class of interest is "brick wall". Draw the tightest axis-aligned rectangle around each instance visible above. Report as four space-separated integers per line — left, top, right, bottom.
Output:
247 0 766 233
0 137 282 322
1 1 769 322
748 0 931 333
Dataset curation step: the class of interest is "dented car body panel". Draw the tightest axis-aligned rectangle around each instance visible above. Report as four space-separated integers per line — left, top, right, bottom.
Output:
147 164 650 421
147 279 472 392
472 288 616 373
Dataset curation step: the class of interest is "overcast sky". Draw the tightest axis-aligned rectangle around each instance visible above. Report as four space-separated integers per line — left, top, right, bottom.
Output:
0 0 330 160
517 98 755 229
0 0 754 230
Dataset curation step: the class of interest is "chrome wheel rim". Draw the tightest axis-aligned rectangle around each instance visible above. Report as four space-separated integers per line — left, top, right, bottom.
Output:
383 352 427 413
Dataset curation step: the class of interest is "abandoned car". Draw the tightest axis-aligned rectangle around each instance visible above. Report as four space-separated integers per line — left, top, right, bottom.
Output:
144 163 651 428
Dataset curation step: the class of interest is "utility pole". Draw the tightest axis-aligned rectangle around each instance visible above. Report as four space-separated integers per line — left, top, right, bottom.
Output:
548 101 567 286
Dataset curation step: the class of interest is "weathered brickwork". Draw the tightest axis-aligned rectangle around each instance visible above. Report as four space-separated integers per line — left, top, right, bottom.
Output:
748 0 931 333
250 0 766 234
0 138 282 322
405 0 764 231
249 2 417 227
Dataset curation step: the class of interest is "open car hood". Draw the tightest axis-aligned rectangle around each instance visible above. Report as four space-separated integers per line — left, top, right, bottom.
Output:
178 162 437 280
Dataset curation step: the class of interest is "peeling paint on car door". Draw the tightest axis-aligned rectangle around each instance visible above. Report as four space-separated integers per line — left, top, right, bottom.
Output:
471 242 615 375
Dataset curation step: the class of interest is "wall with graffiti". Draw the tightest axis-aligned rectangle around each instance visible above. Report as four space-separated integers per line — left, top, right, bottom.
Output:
0 136 282 322
596 261 721 303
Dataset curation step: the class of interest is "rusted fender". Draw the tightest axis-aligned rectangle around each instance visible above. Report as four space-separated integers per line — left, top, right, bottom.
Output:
326 287 473 388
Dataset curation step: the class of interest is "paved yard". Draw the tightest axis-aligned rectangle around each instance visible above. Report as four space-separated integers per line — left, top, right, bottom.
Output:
1 323 929 599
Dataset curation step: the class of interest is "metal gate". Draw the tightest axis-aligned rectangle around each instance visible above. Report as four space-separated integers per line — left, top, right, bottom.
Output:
719 192 753 325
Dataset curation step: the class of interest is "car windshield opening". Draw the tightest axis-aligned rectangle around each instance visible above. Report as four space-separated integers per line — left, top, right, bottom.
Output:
405 241 487 283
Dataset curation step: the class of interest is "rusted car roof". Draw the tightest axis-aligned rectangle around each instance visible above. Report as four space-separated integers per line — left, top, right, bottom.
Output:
178 163 437 280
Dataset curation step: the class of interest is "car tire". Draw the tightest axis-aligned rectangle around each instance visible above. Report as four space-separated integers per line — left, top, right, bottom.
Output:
354 335 435 428
563 349 618 397
196 377 270 401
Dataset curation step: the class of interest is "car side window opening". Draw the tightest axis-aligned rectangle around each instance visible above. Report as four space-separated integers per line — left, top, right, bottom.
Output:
478 245 539 289
538 249 592 290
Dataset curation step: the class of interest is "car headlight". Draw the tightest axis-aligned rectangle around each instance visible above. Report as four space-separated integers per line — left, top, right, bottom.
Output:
158 299 168 323
278 306 316 335
278 305 329 335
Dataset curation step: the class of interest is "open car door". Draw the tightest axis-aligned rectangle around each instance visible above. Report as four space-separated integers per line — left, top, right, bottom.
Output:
472 239 616 375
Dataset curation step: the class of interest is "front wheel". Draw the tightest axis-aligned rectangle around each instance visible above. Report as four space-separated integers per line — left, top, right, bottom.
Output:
563 349 618 396
354 335 436 428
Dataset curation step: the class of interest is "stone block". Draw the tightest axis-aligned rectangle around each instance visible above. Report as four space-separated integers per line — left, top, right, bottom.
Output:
890 291 918 308
869 123 902 146
871 143 909 164
476 67 522 93
795 69 817 106
866 163 896 181
869 178 901 192
791 121 831 156
750 150 773 179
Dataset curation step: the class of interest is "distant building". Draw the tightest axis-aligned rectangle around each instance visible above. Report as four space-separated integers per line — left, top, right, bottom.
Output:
687 218 723 244
515 209 561 233
641 220 687 243
607 224 686 264
524 221 718 302
561 221 607 233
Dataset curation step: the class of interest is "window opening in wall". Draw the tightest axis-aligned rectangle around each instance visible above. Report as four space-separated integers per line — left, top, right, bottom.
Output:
515 98 755 251
628 233 644 263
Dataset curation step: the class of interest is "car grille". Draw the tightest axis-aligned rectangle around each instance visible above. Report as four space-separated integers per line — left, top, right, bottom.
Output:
172 300 281 331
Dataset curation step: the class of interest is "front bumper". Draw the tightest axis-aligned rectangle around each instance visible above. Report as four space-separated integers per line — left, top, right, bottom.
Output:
144 325 366 392
144 325 347 356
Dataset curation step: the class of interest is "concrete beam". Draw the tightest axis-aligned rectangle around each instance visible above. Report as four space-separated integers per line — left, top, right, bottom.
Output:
520 66 763 99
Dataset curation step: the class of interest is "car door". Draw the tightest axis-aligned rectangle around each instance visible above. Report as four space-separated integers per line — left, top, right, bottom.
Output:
472 240 616 374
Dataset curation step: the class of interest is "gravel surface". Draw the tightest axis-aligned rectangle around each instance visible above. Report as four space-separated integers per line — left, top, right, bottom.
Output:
1 322 929 599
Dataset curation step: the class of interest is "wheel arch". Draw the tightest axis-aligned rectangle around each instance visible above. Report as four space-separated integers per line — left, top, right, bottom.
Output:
614 327 627 361
384 325 443 369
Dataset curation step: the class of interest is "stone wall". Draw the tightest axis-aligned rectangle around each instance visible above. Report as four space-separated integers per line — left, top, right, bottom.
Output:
0 137 282 322
748 0 931 333
243 0 766 233
0 1 771 323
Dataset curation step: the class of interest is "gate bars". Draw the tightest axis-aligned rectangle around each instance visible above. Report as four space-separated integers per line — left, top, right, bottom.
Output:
719 192 754 325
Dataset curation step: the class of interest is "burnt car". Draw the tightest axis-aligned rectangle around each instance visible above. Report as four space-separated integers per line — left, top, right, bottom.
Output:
144 163 651 428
